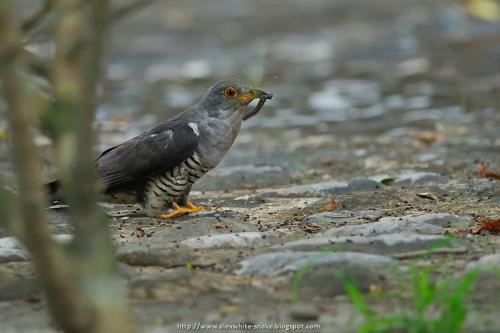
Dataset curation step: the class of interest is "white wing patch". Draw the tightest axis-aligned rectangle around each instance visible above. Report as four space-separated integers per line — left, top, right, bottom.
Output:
188 122 200 136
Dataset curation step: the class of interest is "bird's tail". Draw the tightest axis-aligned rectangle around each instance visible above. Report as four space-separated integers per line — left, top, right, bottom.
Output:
46 180 64 205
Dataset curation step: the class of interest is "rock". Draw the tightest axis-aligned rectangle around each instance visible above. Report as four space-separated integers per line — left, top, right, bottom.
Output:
325 213 471 236
0 266 41 301
235 251 395 277
0 248 30 263
129 268 232 301
233 194 266 206
194 164 294 191
466 253 500 271
0 237 33 262
260 179 383 198
116 242 196 267
151 216 257 244
303 210 383 225
392 171 448 186
0 237 21 249
377 213 472 228
279 233 469 255
181 232 279 249
325 219 442 237
295 264 388 301
289 304 319 321
370 171 449 186
0 234 74 263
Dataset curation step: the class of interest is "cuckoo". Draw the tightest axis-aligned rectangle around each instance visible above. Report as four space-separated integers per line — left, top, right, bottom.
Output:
48 79 272 218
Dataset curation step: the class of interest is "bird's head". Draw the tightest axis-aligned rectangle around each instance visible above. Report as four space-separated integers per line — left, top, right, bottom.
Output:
201 79 272 117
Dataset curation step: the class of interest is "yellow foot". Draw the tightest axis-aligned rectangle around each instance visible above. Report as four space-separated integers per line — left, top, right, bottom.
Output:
186 200 204 212
159 202 205 219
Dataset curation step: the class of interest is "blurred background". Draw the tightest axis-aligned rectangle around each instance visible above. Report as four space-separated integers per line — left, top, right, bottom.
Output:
2 0 500 188
2 1 500 332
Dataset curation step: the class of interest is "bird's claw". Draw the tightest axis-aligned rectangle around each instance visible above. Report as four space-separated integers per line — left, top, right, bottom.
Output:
159 202 205 219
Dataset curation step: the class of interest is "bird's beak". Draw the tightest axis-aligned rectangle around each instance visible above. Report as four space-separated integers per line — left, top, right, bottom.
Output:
239 89 273 105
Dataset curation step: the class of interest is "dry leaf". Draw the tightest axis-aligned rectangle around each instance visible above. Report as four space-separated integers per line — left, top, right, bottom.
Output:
407 130 446 144
219 304 240 313
416 192 438 201
369 284 383 295
300 223 324 234
226 275 254 285
324 198 337 211
25 293 43 303
479 164 500 180
322 157 337 166
214 223 228 229
471 217 500 234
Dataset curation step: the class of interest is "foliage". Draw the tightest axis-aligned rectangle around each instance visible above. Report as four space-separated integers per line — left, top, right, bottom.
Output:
345 265 479 333
290 239 479 333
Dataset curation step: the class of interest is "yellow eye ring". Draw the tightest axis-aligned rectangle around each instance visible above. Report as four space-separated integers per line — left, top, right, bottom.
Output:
224 87 238 98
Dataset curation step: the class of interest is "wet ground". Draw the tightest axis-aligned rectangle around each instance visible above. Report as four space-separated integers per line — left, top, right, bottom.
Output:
2 0 500 332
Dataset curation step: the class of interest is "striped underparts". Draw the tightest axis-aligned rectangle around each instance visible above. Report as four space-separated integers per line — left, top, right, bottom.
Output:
144 152 210 209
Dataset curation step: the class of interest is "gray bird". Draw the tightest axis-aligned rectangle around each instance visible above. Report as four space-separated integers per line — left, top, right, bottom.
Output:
48 79 272 218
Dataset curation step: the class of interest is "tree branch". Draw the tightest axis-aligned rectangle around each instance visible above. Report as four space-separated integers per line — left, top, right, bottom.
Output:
0 2 87 330
21 0 55 34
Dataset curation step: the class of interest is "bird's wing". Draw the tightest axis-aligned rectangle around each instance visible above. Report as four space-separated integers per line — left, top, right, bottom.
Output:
95 119 200 192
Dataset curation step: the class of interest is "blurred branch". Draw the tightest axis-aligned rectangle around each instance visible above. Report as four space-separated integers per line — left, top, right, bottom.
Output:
21 0 55 34
111 0 156 22
1 0 139 331
52 0 138 331
0 2 87 330
22 48 51 79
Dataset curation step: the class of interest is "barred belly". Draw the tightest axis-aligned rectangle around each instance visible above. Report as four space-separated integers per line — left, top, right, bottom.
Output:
143 152 210 214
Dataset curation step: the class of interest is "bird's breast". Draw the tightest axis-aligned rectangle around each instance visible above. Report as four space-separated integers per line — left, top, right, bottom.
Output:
197 117 242 168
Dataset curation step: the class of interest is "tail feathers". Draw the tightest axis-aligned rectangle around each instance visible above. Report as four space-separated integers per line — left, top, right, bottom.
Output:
46 180 64 205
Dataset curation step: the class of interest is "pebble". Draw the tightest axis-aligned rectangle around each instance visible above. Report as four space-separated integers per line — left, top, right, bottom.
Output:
181 232 279 249
235 251 395 277
303 210 383 225
260 179 383 198
325 213 472 237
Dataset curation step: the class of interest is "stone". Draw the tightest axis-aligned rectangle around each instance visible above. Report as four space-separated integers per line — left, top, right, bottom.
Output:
395 213 473 228
303 210 383 225
324 213 471 237
0 237 21 249
325 218 444 237
0 248 30 263
181 232 279 249
370 171 449 186
151 216 257 244
0 237 33 263
0 234 74 263
193 164 294 191
279 233 469 255
116 242 196 267
0 266 41 301
233 194 266 206
466 253 500 271
289 304 319 321
235 251 395 277
392 171 448 186
260 179 383 198
128 268 232 302
294 264 388 301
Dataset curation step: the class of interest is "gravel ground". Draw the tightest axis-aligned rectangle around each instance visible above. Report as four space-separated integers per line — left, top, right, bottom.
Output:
1 0 500 332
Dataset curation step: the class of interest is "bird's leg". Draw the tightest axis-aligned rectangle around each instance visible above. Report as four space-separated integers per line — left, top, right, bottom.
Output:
159 202 189 219
185 199 204 212
177 189 204 212
159 201 203 219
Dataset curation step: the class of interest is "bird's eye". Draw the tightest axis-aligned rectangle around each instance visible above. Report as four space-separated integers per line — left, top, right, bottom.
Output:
224 87 237 98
